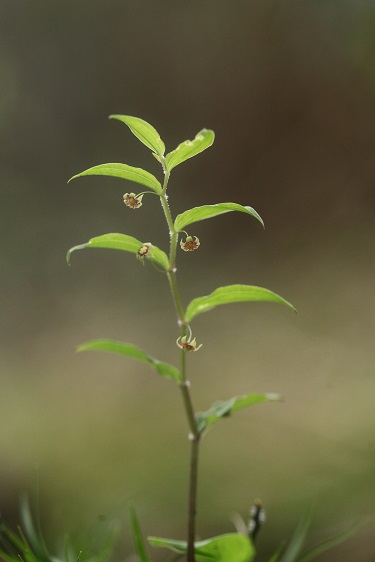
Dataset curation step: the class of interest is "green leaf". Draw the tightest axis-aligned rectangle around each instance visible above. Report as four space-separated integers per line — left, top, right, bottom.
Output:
68 163 162 194
148 533 255 562
185 284 297 323
109 115 165 157
66 233 170 271
146 244 170 271
129 505 150 562
77 339 181 382
165 129 215 172
196 393 281 434
175 203 264 232
297 520 365 562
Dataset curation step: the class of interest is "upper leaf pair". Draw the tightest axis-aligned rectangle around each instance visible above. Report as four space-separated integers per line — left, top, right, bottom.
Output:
109 114 215 173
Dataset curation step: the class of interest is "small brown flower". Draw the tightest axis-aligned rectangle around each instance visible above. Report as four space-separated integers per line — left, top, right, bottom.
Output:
123 192 143 209
180 235 200 252
176 334 202 352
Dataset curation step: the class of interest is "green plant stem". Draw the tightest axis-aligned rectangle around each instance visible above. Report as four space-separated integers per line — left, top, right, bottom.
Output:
159 167 200 562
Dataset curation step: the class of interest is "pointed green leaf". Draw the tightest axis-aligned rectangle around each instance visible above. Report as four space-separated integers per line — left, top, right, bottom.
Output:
129 505 151 562
185 284 296 323
196 393 281 434
109 115 165 157
174 202 264 232
68 163 162 194
148 533 255 562
77 339 181 382
165 129 215 172
67 233 142 262
67 234 170 271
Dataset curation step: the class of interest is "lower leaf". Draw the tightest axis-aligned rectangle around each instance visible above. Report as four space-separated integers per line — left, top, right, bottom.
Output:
148 533 255 562
77 339 181 382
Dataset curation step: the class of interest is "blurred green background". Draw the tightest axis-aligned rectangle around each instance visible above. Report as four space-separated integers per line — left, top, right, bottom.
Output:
1 1 375 560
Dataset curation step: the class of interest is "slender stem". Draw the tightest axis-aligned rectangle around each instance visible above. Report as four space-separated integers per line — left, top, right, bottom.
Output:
187 434 200 562
159 163 200 562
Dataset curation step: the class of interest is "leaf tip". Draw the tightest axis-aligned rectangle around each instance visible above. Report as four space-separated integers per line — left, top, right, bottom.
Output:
76 343 88 353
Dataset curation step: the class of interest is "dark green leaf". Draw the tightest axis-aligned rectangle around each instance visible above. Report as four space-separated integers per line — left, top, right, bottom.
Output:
174 203 264 232
109 115 165 157
196 393 281 434
66 234 170 271
68 163 162 194
148 533 255 562
185 284 296 323
165 129 215 172
129 505 150 562
77 339 181 382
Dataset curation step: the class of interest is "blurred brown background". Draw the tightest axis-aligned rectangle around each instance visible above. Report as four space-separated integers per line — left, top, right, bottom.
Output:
1 1 375 560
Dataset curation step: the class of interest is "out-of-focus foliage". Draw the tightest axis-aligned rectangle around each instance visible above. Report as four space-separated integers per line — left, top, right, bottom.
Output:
1 1 375 561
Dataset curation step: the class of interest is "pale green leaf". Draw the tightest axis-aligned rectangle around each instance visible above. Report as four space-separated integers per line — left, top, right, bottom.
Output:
165 129 215 172
66 234 170 271
129 505 150 562
109 115 165 157
148 533 255 562
77 339 181 382
196 393 281 434
174 202 264 232
68 163 162 194
185 284 296 323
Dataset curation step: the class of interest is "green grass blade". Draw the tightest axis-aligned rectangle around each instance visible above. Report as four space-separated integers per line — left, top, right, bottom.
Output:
77 339 181 382
268 543 285 562
129 505 151 562
68 163 162 194
174 203 264 232
20 496 50 562
185 284 296 323
66 234 170 271
196 393 281 433
297 520 366 562
109 115 165 157
278 510 312 562
165 129 214 172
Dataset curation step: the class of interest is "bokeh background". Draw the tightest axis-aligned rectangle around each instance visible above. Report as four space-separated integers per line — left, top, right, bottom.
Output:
1 1 375 560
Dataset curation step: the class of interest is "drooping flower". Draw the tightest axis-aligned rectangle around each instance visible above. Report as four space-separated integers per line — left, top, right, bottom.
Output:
180 235 200 252
176 333 203 352
123 192 143 209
